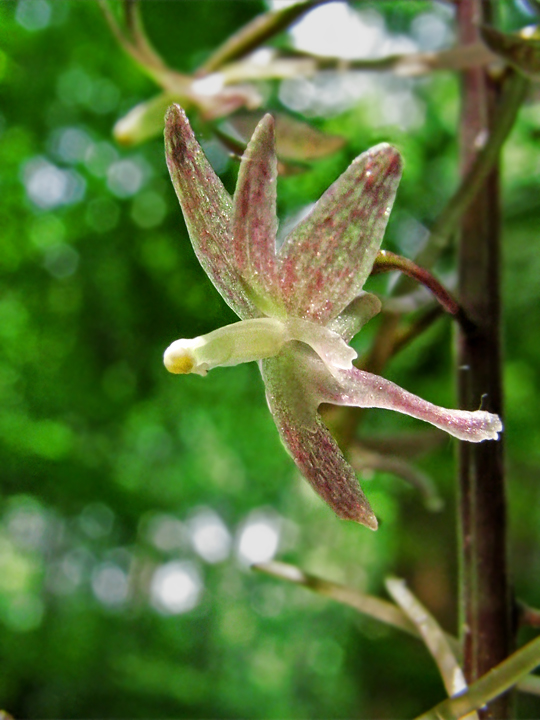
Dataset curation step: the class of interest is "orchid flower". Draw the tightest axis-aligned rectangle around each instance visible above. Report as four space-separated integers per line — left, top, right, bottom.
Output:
163 105 502 530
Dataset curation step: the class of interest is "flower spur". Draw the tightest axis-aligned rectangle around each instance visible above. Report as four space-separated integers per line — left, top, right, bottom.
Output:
163 105 502 530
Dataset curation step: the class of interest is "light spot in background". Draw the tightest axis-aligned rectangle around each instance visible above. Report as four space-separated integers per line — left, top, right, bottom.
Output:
16 0 51 31
85 141 118 178
236 510 281 565
47 547 94 596
51 127 93 164
150 561 202 615
145 513 186 552
188 508 231 564
90 78 120 115
411 12 453 51
85 197 120 233
92 562 129 607
57 66 93 106
131 190 167 229
43 243 79 279
4 594 44 632
279 72 372 117
29 214 66 249
107 158 146 198
396 214 429 258
277 2 424 119
79 503 114 539
289 3 388 60
5 496 48 551
191 73 224 97
23 157 85 210
0 535 44 631
379 88 425 131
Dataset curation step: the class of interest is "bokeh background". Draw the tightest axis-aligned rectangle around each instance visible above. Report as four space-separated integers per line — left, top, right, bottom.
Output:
1 1 539 717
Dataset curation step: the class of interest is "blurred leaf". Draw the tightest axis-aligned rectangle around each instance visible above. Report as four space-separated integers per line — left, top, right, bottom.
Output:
222 111 345 161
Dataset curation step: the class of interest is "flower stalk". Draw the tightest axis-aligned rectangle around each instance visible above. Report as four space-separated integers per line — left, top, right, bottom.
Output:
456 1 513 716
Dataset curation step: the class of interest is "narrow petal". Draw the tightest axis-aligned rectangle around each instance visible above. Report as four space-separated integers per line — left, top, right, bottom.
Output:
278 144 402 323
327 292 382 343
165 104 259 319
232 114 282 312
323 367 502 442
261 349 378 529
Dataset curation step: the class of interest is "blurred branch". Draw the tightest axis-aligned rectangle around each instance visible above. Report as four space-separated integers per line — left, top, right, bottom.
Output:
283 42 497 75
349 443 444 512
517 673 540 696
253 561 458 651
414 635 540 720
199 0 331 73
253 564 540 704
386 577 477 711
410 70 529 275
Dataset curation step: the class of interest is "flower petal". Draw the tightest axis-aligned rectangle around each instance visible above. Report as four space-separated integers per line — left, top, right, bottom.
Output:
323 367 503 442
232 114 282 313
261 348 378 529
165 104 259 319
327 292 382 343
278 144 402 323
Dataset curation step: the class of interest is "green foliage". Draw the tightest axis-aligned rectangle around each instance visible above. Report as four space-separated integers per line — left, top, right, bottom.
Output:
0 1 539 718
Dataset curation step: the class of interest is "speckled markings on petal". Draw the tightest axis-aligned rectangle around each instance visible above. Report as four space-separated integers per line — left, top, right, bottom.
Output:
232 114 281 307
165 104 259 320
278 143 402 324
261 350 378 529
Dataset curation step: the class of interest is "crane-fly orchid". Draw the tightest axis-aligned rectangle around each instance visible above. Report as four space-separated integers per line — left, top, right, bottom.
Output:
163 105 502 530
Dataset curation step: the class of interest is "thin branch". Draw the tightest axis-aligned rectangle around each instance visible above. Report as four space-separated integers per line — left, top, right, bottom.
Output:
413 70 529 274
282 42 497 76
372 250 474 334
253 561 458 651
199 0 332 74
518 602 540 629
254 561 540 700
386 577 476 711
349 444 444 511
517 673 540 696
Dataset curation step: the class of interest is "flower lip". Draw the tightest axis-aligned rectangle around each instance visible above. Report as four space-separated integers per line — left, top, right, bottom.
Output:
163 339 204 375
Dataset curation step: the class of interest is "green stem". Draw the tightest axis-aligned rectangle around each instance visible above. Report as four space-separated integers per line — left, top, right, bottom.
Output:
414 635 540 720
415 69 528 273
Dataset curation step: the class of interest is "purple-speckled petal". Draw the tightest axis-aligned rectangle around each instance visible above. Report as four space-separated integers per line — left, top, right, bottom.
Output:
165 104 259 320
232 115 281 313
261 347 378 529
323 367 503 442
279 144 402 323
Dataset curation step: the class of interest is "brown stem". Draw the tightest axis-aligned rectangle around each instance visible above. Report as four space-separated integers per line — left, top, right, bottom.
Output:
372 250 475 334
457 1 513 717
